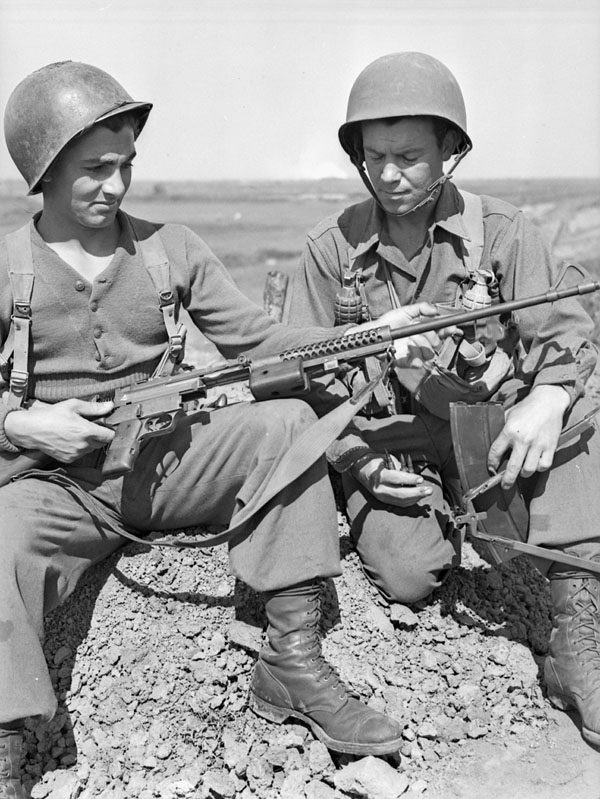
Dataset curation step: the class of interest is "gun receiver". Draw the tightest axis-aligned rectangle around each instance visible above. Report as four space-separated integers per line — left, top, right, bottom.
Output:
102 276 600 477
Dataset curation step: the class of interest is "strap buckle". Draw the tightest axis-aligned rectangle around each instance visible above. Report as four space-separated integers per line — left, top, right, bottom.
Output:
168 330 187 363
13 302 32 319
158 289 174 308
8 369 29 395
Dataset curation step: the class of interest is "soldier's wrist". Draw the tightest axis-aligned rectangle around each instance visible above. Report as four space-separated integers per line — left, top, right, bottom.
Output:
329 445 376 474
0 405 23 453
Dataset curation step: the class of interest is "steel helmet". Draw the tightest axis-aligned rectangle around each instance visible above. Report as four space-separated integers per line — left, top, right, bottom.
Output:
4 61 153 194
339 52 472 166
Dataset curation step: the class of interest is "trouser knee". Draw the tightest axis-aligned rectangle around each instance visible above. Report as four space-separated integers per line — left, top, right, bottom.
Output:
360 554 451 605
252 398 318 442
344 474 459 606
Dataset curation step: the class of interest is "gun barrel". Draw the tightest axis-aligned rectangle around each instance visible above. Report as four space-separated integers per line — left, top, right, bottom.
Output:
388 281 600 340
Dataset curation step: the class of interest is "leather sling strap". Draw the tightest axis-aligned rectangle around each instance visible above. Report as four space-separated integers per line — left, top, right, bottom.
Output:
14 366 389 549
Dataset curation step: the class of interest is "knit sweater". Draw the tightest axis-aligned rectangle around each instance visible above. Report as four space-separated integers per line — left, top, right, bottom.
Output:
0 211 339 405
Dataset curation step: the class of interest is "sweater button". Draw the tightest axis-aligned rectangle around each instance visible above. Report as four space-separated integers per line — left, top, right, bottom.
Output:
94 327 102 339
90 301 98 312
75 280 85 292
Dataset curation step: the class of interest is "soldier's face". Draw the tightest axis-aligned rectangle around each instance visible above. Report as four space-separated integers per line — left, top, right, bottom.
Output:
42 123 137 231
362 117 453 217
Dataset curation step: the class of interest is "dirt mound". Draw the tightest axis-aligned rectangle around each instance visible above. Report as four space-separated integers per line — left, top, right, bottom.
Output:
21 513 600 799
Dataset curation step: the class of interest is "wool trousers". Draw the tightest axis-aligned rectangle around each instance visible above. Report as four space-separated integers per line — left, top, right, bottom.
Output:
343 381 600 604
0 399 340 725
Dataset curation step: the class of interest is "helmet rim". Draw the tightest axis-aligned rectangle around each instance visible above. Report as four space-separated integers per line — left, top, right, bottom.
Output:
4 61 152 194
338 52 471 164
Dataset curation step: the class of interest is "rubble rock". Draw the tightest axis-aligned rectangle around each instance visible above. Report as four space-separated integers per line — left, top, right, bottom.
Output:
333 755 410 798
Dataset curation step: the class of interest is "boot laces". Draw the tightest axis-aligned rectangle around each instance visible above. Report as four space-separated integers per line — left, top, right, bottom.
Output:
304 592 352 699
0 742 10 780
571 581 600 664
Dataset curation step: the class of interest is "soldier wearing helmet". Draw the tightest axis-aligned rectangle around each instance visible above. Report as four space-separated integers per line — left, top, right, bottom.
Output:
288 51 600 747
0 60 452 795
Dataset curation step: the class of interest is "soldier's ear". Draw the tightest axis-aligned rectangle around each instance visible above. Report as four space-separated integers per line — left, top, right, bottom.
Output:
442 128 460 161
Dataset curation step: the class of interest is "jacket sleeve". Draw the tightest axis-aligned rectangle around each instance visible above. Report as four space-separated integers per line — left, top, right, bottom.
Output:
490 210 597 407
181 227 345 360
288 232 380 469
287 235 345 327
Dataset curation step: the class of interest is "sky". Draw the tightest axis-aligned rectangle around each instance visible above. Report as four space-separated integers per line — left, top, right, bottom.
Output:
0 0 599 185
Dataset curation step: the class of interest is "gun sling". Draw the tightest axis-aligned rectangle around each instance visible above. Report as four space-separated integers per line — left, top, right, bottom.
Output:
11 365 389 549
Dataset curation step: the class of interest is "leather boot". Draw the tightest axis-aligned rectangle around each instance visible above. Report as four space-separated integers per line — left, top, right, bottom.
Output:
544 572 600 746
0 730 26 799
249 581 402 755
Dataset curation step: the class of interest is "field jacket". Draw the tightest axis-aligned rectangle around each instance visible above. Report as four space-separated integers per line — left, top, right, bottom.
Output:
287 181 598 469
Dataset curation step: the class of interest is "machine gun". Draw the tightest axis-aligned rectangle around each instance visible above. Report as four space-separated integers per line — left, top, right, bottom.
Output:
102 270 600 477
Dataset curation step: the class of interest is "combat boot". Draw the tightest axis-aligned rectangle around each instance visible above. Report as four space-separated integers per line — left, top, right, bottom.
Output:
0 730 26 799
249 580 402 755
544 572 600 746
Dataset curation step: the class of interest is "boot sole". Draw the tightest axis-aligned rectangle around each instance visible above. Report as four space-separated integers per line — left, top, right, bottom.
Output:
547 691 600 747
249 690 403 756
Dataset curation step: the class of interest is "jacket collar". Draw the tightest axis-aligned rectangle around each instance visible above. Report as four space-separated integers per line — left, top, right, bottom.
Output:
348 180 471 265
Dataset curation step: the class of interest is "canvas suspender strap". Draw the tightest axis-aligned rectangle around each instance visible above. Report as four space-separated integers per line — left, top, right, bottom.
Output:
125 215 187 377
2 222 35 408
458 189 484 275
1 215 186 413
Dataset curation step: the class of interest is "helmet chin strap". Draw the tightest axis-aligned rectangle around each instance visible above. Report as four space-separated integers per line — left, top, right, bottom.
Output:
355 142 472 218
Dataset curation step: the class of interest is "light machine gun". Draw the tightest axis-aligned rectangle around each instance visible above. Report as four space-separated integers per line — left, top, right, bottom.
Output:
103 269 600 487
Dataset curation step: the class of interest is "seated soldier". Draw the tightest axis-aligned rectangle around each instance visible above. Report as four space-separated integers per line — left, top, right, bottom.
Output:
287 51 600 747
0 60 451 797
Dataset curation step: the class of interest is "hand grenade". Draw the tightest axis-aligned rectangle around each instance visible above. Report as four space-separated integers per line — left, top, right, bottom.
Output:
461 269 496 311
334 270 369 325
460 269 500 366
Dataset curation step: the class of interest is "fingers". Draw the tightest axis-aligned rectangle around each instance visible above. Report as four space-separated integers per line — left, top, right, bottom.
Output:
499 445 527 488
383 470 433 506
386 487 433 507
374 302 438 330
487 429 511 474
400 302 438 320
394 333 440 366
355 452 434 507
66 399 115 419
439 324 463 340
488 428 555 488
383 469 424 487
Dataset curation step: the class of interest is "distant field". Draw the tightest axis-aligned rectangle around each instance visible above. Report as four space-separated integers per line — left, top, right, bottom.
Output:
1 177 599 310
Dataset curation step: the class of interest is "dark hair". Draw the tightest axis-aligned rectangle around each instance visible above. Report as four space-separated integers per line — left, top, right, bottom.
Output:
95 110 145 137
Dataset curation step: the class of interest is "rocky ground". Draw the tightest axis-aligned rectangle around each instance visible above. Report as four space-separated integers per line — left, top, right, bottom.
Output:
16 192 600 798
22 504 600 799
